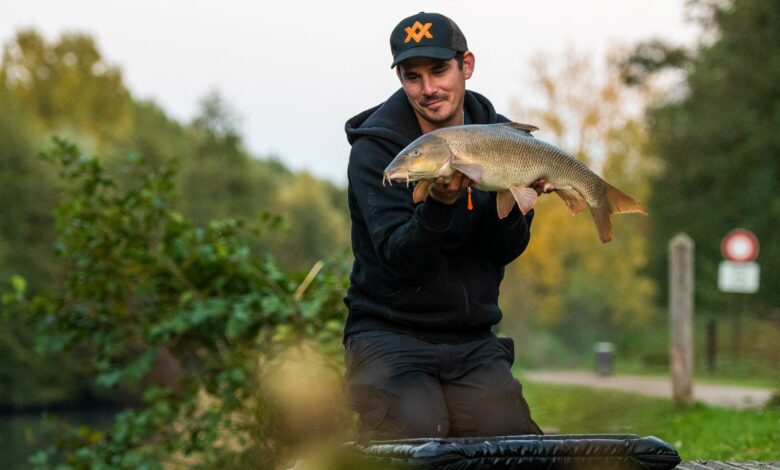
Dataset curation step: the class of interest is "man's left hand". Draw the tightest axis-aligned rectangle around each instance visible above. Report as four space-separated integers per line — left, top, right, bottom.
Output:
530 178 556 196
429 171 471 205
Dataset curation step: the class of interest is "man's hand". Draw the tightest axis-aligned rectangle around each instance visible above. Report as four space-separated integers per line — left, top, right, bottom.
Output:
530 178 556 196
427 175 554 205
429 171 471 205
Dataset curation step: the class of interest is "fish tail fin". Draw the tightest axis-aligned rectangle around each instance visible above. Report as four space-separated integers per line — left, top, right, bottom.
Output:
604 182 648 215
589 183 648 243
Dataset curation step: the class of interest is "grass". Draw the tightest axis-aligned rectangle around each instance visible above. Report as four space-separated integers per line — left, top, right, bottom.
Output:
520 379 780 461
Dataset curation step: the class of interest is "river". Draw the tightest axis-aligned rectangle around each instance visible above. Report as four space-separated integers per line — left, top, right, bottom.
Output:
0 409 118 469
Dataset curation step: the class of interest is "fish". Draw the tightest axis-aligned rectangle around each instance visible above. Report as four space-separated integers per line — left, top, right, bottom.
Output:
382 122 647 243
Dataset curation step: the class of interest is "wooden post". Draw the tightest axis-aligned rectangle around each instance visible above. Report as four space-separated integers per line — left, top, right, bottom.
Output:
669 234 694 405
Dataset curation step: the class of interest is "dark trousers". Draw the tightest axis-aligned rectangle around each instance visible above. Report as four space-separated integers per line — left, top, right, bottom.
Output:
344 330 542 441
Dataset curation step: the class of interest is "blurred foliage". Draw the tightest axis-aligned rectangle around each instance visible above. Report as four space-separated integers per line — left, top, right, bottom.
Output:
0 29 133 153
619 39 692 88
623 0 780 316
3 139 351 468
0 29 350 409
504 49 659 362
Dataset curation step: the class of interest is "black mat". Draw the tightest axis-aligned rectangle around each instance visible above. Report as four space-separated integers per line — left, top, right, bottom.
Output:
344 434 681 469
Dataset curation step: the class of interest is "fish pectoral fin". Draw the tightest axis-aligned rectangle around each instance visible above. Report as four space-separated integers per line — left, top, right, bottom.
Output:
554 186 587 215
451 162 483 184
502 122 540 133
412 180 431 203
496 190 517 219
509 186 538 215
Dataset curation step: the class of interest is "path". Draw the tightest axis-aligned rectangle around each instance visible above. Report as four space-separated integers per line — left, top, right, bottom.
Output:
523 370 775 410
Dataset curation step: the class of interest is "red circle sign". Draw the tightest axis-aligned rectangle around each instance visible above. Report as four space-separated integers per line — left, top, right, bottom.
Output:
721 228 759 262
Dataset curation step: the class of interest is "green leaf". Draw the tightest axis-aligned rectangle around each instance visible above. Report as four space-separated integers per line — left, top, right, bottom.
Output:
10 275 27 299
96 369 122 388
226 303 250 339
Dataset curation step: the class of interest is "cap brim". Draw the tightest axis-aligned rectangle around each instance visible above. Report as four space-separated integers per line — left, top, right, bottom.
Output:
391 46 456 68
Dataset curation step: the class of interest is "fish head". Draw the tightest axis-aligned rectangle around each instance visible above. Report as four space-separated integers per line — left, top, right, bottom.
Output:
383 134 453 185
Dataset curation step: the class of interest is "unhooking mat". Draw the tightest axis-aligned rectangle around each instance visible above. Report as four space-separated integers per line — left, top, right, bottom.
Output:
344 434 682 469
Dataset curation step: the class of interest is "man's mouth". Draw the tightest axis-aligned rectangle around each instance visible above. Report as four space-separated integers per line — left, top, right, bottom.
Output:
421 97 446 109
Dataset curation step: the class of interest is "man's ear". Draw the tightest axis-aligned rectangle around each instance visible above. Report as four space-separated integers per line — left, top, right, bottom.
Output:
463 51 475 80
396 66 403 83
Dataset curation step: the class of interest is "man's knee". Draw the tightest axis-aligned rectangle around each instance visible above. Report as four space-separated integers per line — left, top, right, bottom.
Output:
346 378 450 440
444 364 542 437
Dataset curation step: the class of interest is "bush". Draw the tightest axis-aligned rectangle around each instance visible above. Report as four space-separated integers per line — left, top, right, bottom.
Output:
3 138 351 468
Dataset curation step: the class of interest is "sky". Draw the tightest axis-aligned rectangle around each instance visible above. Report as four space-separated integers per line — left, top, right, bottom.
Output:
1 1 700 184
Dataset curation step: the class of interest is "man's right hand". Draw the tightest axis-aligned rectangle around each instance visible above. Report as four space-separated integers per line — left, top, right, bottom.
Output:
429 171 471 205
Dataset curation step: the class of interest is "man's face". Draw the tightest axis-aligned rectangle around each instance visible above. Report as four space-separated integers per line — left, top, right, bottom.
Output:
397 52 474 130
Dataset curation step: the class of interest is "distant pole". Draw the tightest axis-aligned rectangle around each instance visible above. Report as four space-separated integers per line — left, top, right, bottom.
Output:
706 316 717 374
669 234 694 405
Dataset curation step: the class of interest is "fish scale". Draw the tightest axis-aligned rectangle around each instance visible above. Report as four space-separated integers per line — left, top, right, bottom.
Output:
437 124 605 207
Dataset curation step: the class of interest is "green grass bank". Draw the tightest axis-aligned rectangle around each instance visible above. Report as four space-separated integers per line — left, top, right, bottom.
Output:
521 380 780 461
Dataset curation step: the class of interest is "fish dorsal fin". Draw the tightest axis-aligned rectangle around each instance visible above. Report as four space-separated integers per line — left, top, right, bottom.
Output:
502 122 540 133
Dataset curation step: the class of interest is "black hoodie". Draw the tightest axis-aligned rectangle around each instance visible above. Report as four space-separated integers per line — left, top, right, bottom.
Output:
344 88 533 343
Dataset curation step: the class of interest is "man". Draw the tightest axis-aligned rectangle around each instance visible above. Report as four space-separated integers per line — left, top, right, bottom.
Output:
343 12 544 441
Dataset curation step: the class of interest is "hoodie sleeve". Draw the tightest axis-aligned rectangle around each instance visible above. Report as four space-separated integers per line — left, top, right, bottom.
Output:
348 137 455 278
476 192 534 266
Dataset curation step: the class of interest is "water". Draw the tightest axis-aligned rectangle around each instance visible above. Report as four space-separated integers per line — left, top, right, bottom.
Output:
0 409 118 469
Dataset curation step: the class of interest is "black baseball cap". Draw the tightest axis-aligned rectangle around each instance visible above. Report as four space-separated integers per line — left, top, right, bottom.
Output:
390 12 468 68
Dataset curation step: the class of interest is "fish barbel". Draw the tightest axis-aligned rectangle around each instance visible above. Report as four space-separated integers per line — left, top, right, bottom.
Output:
382 122 647 243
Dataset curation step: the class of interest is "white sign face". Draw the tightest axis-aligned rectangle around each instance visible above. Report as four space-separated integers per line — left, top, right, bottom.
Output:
718 261 760 293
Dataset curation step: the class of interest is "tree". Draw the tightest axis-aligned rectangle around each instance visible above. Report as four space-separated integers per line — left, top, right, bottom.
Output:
180 90 350 272
625 0 780 313
501 49 658 365
0 29 134 153
0 89 59 290
262 173 350 271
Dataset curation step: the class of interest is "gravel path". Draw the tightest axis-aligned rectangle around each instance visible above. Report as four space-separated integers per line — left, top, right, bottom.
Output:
523 370 775 410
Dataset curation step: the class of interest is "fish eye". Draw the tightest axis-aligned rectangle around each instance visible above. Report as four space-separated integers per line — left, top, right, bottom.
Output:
413 150 420 156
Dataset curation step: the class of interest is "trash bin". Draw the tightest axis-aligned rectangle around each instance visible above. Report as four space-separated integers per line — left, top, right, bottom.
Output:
595 342 614 376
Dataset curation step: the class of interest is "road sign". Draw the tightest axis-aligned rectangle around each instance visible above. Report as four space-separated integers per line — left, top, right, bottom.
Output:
721 228 759 262
718 261 760 293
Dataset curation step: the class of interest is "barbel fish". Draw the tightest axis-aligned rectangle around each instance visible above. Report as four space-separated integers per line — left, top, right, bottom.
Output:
383 122 647 243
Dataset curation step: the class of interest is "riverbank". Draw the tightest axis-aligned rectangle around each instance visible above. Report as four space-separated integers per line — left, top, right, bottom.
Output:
520 379 780 460
0 407 120 470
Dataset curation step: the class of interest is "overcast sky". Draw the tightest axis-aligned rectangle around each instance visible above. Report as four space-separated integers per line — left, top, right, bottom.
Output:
2 1 699 183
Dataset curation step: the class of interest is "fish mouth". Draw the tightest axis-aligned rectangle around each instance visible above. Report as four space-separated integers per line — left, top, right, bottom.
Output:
383 171 411 186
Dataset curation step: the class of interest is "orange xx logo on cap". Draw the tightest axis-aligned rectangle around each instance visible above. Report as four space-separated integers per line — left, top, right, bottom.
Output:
404 21 433 43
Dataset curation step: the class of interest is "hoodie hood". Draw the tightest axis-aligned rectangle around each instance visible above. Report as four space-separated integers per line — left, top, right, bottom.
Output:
345 88 505 148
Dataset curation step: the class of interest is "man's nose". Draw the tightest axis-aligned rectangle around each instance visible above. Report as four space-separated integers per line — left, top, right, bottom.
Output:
421 75 438 96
